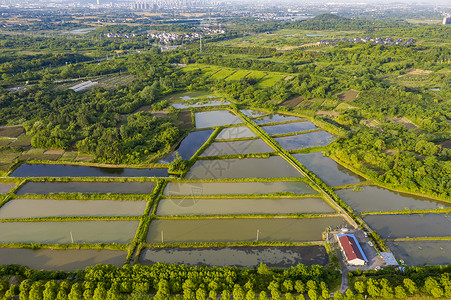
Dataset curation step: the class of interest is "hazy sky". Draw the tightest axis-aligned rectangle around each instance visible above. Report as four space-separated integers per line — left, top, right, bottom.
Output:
228 0 451 5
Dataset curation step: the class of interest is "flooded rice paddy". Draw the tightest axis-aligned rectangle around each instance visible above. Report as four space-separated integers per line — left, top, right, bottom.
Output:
195 110 243 128
164 181 317 195
254 114 303 125
172 100 230 109
274 131 334 150
240 109 267 118
185 156 303 179
10 164 168 178
146 217 347 243
336 186 451 213
262 121 318 136
363 214 451 239
0 199 147 218
16 181 155 195
156 198 334 215
139 245 328 267
0 220 139 244
293 152 363 187
158 129 214 163
216 126 257 140
0 183 15 194
200 140 273 156
386 241 451 266
0 248 127 271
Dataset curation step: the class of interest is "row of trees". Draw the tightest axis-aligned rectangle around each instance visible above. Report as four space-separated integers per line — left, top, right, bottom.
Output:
349 265 451 299
0 263 342 299
1 263 451 299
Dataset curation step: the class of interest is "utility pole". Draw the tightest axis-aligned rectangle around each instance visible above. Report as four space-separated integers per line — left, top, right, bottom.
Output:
161 231 164 243
70 231 74 243
256 229 260 241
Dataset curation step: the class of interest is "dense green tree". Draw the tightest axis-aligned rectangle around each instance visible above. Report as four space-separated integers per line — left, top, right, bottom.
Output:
68 283 83 300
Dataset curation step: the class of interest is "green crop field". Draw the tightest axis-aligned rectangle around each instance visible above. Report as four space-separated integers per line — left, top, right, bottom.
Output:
225 70 251 81
209 69 235 80
255 74 287 88
182 64 287 88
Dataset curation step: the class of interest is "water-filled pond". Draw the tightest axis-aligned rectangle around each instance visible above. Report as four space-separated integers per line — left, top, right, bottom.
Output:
363 214 451 239
0 248 127 271
261 121 318 136
156 197 334 215
158 129 214 163
240 109 267 118
10 164 168 178
172 100 230 109
274 131 334 150
146 217 347 243
164 181 317 196
200 140 273 156
336 186 451 213
386 241 451 266
216 126 257 140
185 156 303 179
195 110 243 128
0 220 139 244
139 245 328 267
0 183 14 194
0 199 147 218
293 152 363 187
254 114 303 125
17 181 155 195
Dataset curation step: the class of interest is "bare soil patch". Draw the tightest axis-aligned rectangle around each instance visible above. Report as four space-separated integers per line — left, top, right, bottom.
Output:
0 139 12 147
403 69 433 76
133 105 151 113
337 89 360 102
297 98 325 109
392 117 418 129
25 148 45 154
438 140 451 149
316 110 340 117
0 162 12 173
59 152 78 161
75 154 94 161
151 111 169 118
383 149 399 156
177 111 194 130
361 119 382 131
281 96 304 107
44 149 65 155
0 125 25 138
10 135 31 148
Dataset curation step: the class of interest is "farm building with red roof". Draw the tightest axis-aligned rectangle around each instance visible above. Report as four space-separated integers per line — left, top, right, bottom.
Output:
337 234 368 266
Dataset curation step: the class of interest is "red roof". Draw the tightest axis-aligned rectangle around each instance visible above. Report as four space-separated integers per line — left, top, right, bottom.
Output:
338 235 365 262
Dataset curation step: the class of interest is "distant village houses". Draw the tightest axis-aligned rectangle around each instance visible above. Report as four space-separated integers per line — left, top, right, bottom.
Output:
320 36 414 46
104 27 225 44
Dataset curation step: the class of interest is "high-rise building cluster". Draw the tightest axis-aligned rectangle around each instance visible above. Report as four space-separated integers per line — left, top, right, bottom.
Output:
131 0 210 10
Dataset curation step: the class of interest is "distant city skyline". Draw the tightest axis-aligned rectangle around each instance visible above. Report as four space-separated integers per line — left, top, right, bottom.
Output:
2 0 451 4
